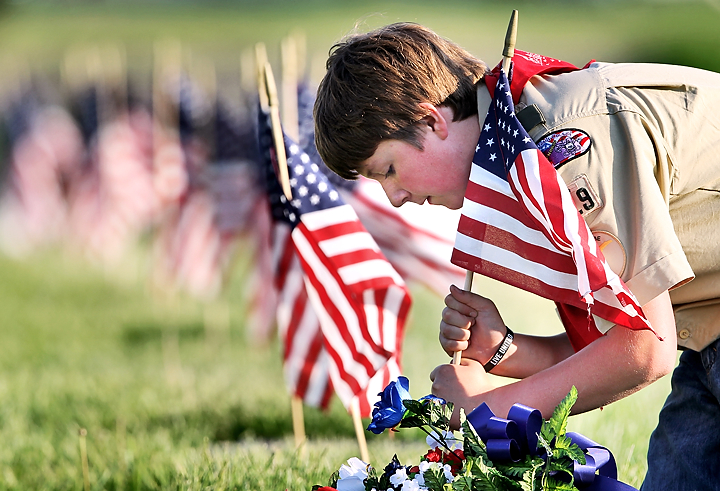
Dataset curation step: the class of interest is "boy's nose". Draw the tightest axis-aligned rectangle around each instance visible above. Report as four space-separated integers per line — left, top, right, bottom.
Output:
382 182 410 207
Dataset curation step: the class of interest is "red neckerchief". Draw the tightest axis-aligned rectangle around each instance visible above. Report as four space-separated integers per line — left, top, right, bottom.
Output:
483 49 594 104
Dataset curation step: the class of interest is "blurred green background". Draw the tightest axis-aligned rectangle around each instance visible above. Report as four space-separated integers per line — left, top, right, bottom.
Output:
2 0 720 85
0 1 717 489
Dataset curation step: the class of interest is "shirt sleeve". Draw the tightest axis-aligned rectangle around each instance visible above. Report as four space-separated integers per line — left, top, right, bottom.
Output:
555 107 694 306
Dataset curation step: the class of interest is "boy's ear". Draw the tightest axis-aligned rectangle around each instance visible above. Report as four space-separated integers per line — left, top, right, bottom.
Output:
418 102 449 140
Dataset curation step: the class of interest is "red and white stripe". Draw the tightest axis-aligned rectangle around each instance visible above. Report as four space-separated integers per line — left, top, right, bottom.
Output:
85 111 159 263
274 223 334 409
0 106 84 256
452 72 650 350
291 203 411 408
168 190 224 299
346 178 466 297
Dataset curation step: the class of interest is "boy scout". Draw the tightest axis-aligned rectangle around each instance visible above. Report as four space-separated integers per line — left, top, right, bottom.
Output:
313 22 720 490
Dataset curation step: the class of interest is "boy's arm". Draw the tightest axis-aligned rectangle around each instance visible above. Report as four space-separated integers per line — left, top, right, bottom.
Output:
431 290 677 422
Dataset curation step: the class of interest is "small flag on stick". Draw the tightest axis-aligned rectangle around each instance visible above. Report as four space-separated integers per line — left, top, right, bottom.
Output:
451 68 652 351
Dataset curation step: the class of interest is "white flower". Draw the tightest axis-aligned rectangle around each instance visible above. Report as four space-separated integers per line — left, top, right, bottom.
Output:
416 461 449 488
337 457 369 491
425 429 463 451
442 464 453 482
401 479 421 491
389 467 409 486
336 476 365 491
415 463 428 487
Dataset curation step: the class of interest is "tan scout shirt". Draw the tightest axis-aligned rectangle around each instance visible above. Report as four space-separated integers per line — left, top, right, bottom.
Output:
508 62 720 351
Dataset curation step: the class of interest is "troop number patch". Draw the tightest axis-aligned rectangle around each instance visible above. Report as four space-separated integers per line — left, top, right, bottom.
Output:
537 129 591 169
567 174 602 217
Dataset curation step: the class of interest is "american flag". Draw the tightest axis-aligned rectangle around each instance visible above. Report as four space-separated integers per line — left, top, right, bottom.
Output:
86 110 159 265
257 106 340 410
451 70 652 350
259 107 411 412
166 190 224 300
0 104 84 257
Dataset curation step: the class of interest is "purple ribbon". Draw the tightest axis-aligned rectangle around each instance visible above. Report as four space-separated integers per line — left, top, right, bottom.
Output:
467 402 542 462
467 403 638 490
566 432 637 491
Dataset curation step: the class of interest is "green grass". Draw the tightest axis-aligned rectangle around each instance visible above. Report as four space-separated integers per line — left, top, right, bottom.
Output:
0 245 673 490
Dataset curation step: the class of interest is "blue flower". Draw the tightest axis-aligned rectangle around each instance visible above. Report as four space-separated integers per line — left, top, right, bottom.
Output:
366 376 412 434
419 394 446 405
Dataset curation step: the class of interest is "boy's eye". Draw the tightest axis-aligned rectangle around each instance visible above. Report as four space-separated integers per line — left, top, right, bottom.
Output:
384 165 395 178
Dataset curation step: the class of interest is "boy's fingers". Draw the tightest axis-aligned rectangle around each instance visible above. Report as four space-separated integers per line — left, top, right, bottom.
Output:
444 292 478 318
439 324 471 353
440 321 472 341
441 306 475 329
449 284 490 308
439 338 468 356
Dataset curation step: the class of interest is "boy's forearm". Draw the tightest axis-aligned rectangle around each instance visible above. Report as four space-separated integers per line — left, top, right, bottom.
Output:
480 327 671 418
488 332 575 379
472 291 678 418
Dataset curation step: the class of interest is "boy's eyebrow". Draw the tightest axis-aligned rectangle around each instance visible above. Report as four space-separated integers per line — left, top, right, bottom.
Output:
356 162 375 179
360 168 384 180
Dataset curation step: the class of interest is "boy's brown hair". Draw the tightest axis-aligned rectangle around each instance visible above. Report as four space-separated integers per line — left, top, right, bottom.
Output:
314 22 488 179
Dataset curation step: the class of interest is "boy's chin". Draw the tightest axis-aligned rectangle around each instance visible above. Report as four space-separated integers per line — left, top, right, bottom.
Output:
426 197 462 210
436 199 463 210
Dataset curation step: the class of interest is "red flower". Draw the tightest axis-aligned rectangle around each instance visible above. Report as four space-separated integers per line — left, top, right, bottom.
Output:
423 448 443 462
315 487 337 491
444 450 465 475
423 448 465 475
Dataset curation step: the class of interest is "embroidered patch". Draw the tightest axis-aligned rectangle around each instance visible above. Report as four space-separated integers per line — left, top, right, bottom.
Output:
537 129 591 169
591 230 626 277
567 174 603 217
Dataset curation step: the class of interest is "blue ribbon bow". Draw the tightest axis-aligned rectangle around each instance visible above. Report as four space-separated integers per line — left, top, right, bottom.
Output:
467 403 638 490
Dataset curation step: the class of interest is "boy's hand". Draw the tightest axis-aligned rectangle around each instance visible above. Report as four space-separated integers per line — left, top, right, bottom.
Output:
439 285 509 365
429 359 494 429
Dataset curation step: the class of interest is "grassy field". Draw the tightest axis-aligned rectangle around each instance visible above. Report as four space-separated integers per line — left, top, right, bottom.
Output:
0 244 674 490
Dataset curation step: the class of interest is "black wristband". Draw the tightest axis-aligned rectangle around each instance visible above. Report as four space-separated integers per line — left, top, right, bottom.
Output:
483 326 514 373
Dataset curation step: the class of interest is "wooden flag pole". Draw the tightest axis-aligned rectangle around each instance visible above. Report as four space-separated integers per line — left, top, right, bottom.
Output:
255 43 270 111
351 397 371 464
451 270 475 365
257 45 306 449
263 61 293 201
279 37 309 450
502 10 519 75
281 34 299 142
452 9 518 367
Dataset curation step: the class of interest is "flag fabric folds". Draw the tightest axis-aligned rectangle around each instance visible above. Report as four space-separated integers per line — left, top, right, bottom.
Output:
259 107 411 413
451 70 652 351
272 221 335 409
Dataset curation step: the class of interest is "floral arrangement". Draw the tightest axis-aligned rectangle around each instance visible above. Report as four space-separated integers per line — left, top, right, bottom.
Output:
313 377 636 491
